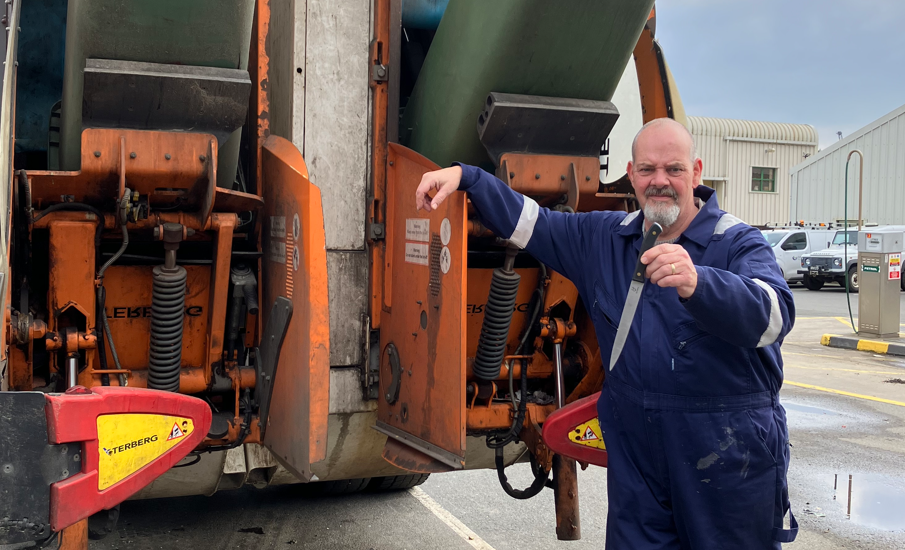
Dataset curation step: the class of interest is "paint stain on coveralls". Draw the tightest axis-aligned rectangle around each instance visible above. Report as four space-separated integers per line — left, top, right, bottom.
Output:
697 452 719 470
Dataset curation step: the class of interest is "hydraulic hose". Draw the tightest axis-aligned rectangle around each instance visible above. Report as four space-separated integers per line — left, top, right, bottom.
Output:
96 193 131 386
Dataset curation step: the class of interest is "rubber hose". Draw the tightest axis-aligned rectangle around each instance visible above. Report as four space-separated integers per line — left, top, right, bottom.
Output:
148 265 187 392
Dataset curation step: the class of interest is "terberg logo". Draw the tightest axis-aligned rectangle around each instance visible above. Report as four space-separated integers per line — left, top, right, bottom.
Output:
107 306 203 319
102 434 159 456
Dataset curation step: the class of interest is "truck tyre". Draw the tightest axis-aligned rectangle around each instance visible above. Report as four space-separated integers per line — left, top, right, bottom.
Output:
368 474 430 492
846 266 859 293
901 276 904 292
303 477 372 495
802 274 823 291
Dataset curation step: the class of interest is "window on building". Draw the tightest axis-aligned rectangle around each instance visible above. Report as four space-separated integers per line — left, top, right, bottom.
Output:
751 167 776 193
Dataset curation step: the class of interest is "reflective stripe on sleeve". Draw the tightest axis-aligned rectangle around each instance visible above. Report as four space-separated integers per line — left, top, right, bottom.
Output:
509 196 539 249
753 278 782 347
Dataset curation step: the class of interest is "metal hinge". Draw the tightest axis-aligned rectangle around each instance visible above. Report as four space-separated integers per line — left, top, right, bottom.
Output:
369 222 385 240
371 64 388 82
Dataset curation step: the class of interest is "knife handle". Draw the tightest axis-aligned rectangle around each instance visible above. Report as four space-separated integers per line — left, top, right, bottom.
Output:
632 223 663 283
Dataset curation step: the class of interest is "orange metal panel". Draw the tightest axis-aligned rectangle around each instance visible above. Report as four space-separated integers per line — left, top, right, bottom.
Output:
376 143 467 470
47 221 95 330
206 214 236 373
28 129 216 216
100 266 210 370
466 403 555 431
260 135 330 480
633 25 670 124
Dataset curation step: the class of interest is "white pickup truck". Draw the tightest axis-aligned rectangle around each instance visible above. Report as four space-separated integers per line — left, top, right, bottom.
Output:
797 227 905 292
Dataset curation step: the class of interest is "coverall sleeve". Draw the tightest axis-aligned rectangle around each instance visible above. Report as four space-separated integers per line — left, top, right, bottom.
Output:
681 227 795 348
455 163 602 290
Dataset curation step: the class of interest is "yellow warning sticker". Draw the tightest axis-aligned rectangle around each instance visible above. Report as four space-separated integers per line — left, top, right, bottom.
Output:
571 418 607 450
96 414 194 490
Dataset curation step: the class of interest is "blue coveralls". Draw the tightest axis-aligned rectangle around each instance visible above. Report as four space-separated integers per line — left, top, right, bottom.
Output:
456 164 798 549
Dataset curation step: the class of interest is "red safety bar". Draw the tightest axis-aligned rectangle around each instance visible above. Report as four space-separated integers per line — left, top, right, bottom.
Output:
542 392 608 468
45 386 211 531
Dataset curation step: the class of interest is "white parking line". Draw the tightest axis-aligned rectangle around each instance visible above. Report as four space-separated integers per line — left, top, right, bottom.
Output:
409 486 496 550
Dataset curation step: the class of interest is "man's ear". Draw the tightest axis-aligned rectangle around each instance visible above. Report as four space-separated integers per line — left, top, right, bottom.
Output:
692 158 703 188
626 160 634 184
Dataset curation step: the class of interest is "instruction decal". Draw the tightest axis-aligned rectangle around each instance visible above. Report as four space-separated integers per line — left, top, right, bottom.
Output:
406 219 430 242
269 241 286 264
405 243 430 266
890 253 901 280
270 216 286 238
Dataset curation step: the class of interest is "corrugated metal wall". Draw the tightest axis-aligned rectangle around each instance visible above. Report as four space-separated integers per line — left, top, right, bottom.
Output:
689 117 818 225
789 103 905 226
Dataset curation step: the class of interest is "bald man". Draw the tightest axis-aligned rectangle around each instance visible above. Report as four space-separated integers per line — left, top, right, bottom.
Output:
416 118 797 549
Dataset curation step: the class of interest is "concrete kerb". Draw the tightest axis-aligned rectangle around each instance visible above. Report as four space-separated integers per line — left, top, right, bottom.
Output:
821 334 905 357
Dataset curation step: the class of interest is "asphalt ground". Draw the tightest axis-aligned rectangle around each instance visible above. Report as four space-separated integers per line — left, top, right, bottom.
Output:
88 286 905 550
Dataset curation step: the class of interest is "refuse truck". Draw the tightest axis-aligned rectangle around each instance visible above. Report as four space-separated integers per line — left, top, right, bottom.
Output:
0 0 687 546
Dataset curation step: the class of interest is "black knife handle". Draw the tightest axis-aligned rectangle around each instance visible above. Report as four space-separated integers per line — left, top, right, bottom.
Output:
632 223 663 283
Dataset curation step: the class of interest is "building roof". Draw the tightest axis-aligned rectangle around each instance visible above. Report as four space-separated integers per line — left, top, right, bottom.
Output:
790 102 905 172
688 116 819 144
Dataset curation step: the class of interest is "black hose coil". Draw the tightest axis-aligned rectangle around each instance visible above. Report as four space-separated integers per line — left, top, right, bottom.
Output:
148 265 187 392
473 267 520 381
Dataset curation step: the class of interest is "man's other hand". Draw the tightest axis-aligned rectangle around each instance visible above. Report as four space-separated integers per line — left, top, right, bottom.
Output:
415 166 463 212
640 244 698 299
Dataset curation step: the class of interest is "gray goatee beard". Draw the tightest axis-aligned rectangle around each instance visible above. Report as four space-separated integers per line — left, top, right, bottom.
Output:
643 188 680 228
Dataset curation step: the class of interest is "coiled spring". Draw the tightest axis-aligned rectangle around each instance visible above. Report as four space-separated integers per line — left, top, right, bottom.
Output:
473 267 520 381
148 265 187 392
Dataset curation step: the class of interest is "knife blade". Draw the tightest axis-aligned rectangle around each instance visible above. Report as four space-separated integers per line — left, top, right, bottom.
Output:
609 222 663 371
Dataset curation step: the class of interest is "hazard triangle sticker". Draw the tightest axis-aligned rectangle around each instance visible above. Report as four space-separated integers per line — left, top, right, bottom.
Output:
582 426 599 441
166 422 186 441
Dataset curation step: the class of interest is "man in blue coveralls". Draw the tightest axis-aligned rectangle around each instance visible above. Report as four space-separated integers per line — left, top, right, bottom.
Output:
415 118 797 549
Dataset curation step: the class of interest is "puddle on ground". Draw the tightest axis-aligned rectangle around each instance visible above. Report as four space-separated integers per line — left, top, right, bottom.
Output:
782 402 840 416
830 474 905 530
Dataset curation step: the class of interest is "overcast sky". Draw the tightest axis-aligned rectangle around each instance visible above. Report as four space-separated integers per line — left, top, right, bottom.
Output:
657 0 905 150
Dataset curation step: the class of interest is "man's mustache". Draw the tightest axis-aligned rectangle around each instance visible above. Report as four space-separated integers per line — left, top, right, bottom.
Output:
645 187 678 200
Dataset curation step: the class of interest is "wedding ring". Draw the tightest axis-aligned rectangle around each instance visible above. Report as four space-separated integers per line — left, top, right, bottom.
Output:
670 263 676 275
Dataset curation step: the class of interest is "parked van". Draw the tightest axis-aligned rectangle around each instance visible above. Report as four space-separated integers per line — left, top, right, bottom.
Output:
761 227 835 283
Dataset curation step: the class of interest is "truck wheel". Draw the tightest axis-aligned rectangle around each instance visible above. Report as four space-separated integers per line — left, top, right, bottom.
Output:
901 276 904 292
368 474 430 492
802 274 824 291
846 266 859 293
303 477 372 495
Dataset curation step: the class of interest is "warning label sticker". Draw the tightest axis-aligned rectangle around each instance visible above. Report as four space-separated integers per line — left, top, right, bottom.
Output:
406 219 430 242
890 253 901 280
572 419 607 451
167 422 186 441
405 243 429 266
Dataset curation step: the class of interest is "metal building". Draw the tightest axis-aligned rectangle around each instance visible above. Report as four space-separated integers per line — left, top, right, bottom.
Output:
688 116 818 225
789 103 905 226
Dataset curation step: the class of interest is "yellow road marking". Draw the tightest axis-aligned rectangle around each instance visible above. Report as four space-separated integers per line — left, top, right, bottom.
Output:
784 351 852 360
785 364 905 376
784 381 905 408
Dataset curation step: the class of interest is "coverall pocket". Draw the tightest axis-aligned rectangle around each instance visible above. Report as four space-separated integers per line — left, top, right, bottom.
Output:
593 285 619 330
